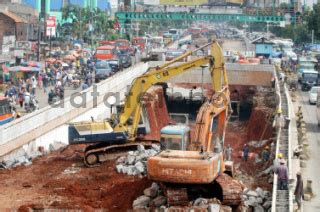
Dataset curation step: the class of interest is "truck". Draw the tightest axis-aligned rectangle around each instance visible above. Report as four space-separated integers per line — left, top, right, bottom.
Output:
298 56 319 91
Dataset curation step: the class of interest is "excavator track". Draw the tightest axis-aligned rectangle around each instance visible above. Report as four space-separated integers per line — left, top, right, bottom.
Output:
215 173 243 206
84 141 154 167
162 173 243 207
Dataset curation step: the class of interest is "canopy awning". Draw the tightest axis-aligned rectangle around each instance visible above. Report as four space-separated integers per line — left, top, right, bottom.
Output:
7 66 40 72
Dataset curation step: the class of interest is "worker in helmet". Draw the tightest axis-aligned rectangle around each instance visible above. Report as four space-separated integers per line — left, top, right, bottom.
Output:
273 108 285 129
273 153 284 173
262 146 270 162
276 158 288 190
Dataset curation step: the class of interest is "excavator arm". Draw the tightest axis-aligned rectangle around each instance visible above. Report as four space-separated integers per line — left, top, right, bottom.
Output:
114 41 228 138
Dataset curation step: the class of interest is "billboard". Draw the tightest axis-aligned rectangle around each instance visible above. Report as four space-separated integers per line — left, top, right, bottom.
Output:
46 16 56 37
144 0 243 6
159 0 208 5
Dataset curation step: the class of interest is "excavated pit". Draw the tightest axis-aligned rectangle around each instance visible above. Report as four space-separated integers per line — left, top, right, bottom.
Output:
0 84 276 211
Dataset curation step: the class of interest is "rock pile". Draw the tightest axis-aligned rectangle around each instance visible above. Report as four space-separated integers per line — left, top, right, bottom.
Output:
0 148 40 169
242 187 272 212
132 183 232 212
0 141 67 169
116 144 160 176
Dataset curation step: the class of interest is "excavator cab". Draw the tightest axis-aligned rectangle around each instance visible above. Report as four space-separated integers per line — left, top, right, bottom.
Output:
159 125 190 151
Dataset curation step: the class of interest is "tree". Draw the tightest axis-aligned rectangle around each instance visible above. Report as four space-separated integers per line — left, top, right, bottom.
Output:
307 2 320 40
60 5 116 44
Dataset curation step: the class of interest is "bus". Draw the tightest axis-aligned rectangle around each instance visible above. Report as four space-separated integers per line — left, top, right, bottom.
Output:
95 45 117 60
0 96 14 125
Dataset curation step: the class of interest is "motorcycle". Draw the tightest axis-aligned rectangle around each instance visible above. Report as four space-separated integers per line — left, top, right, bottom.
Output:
25 96 39 113
55 87 64 99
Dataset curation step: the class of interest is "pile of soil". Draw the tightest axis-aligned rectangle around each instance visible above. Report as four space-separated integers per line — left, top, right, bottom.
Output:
0 145 151 211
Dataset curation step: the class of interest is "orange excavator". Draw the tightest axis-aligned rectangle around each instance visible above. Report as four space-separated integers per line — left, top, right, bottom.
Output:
147 43 243 206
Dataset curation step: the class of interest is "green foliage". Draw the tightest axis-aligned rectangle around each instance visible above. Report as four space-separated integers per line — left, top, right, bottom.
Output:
270 24 311 44
59 4 117 42
307 2 320 40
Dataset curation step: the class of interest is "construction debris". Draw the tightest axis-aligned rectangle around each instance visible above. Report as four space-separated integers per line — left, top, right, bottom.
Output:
132 183 236 211
116 144 160 176
242 187 272 210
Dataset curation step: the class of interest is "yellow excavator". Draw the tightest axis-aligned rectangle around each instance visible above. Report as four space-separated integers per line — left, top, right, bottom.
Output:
68 41 235 181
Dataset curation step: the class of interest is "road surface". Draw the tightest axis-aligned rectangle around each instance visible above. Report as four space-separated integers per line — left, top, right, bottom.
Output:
295 89 320 211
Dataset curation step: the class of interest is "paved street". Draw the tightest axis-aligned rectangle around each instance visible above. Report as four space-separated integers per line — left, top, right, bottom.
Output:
14 85 81 115
295 89 320 211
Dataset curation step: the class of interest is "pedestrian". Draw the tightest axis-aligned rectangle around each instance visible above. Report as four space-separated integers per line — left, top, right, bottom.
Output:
294 171 304 211
23 89 31 108
262 146 270 162
81 81 89 90
43 73 48 94
37 73 42 88
18 88 24 108
279 72 286 85
276 158 288 190
273 108 285 130
31 75 37 95
273 153 283 173
243 144 249 161
224 144 233 161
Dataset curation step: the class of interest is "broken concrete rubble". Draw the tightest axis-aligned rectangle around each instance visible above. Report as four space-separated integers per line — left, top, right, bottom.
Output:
143 186 158 198
150 196 166 207
193 198 208 206
242 187 272 211
132 195 151 209
49 141 67 152
116 144 160 176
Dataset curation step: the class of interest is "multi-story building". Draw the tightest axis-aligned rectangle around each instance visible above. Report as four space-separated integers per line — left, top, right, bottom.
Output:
0 1 39 54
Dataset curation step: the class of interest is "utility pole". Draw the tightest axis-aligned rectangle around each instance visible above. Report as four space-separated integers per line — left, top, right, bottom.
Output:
79 8 82 42
37 23 40 62
312 30 314 44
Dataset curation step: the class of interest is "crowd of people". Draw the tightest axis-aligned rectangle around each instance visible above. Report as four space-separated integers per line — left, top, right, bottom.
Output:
4 57 95 113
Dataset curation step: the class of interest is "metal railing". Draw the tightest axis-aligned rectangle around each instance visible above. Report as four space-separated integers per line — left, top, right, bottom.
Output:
272 70 291 212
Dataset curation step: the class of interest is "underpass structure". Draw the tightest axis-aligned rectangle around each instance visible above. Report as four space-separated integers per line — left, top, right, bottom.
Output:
0 59 295 211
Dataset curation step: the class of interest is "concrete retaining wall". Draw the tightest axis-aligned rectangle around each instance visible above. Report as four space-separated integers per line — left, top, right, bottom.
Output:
149 62 274 86
0 63 149 159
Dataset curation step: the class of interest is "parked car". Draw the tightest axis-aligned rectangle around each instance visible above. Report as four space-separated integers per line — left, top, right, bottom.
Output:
117 52 132 68
107 59 121 72
309 86 320 104
94 60 113 83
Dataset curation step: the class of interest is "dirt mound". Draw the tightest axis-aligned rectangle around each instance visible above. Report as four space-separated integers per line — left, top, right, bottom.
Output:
0 146 151 211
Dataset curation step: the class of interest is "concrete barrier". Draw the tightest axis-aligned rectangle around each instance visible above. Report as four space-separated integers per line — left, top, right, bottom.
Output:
0 63 149 158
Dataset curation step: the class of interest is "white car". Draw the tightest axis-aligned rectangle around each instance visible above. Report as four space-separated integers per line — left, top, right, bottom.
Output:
309 86 320 104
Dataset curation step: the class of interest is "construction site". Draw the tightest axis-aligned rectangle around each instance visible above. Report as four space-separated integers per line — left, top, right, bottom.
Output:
0 37 294 212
